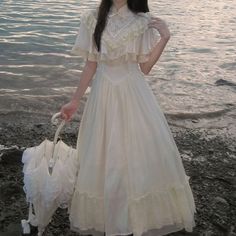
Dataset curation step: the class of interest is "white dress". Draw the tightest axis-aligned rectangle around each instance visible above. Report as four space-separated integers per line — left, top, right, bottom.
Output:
69 3 197 236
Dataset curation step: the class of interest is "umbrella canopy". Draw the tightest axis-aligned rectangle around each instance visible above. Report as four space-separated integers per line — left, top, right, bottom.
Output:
21 112 79 236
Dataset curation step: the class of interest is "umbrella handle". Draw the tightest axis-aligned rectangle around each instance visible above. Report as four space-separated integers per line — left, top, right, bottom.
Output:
48 112 66 173
51 112 66 144
51 111 64 125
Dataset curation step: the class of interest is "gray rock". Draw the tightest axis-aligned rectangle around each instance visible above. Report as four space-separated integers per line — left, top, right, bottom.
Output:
214 196 229 205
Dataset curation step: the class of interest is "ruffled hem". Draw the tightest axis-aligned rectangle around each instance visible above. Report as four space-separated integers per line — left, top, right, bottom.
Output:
70 224 189 236
69 176 196 236
71 45 98 62
70 46 151 64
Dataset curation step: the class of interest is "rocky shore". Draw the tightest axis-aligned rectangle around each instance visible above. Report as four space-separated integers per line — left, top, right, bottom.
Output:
0 111 235 236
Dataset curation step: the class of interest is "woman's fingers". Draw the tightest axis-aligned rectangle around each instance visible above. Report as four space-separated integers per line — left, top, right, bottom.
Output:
148 22 161 26
150 16 159 19
61 112 67 120
150 17 163 22
60 108 69 121
148 18 170 39
149 16 167 24
148 22 163 30
149 19 167 25
59 101 78 122
148 18 168 29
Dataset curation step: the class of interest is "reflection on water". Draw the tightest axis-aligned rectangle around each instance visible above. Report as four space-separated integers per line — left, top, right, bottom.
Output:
0 0 235 127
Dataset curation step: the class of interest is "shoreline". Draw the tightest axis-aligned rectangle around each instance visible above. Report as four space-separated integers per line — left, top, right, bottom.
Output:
0 112 235 235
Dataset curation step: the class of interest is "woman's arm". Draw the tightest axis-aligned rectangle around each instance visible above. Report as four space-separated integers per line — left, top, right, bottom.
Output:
139 36 170 75
60 60 97 121
139 16 171 75
71 60 97 105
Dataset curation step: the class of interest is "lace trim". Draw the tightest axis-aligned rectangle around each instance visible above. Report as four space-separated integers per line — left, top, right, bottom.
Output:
71 224 134 236
103 16 149 50
71 46 98 61
70 45 152 64
81 9 151 50
73 175 193 202
70 176 196 235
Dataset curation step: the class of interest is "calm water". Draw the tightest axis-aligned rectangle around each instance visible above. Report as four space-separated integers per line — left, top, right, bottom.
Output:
0 0 235 128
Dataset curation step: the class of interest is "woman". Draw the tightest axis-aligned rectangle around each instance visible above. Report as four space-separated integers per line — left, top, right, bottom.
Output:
60 0 197 235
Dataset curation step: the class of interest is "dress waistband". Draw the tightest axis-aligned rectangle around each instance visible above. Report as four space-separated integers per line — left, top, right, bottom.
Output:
95 62 144 85
97 62 141 75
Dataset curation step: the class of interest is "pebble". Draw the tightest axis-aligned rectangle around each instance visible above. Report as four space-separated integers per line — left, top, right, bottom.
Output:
208 148 214 154
181 153 192 161
214 196 229 205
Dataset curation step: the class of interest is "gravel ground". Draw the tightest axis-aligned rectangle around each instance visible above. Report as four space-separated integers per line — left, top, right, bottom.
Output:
0 112 235 236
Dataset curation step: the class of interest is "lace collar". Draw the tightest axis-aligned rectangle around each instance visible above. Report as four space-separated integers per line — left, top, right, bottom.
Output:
108 3 133 18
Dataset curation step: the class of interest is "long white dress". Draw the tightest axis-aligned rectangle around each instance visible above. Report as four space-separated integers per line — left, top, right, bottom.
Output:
69 3 197 236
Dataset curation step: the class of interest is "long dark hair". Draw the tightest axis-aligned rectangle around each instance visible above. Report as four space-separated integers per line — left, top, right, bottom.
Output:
94 0 149 51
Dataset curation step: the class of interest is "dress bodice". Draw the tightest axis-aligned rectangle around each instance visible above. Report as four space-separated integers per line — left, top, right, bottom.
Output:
97 61 143 84
71 3 160 66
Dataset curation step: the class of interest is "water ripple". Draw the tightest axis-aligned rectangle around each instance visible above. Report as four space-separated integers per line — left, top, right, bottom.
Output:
0 0 235 124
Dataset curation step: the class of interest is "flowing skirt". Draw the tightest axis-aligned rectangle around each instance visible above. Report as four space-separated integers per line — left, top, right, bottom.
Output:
69 63 197 236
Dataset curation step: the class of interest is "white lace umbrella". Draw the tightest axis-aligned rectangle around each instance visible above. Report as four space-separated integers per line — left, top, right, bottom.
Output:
21 112 79 236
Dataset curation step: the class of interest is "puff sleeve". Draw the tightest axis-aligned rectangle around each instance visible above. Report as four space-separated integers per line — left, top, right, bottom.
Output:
70 10 99 62
135 16 161 63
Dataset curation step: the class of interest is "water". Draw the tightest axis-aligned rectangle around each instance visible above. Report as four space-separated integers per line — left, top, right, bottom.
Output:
0 0 235 128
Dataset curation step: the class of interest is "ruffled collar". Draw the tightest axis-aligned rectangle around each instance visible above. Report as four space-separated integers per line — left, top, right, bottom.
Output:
108 3 133 18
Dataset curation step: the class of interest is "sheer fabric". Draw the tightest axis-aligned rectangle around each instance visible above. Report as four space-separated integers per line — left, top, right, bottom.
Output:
71 6 159 64
69 4 196 236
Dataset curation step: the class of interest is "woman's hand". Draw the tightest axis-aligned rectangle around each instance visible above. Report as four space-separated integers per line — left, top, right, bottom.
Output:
60 99 80 122
148 16 171 40
59 60 97 122
139 16 171 75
